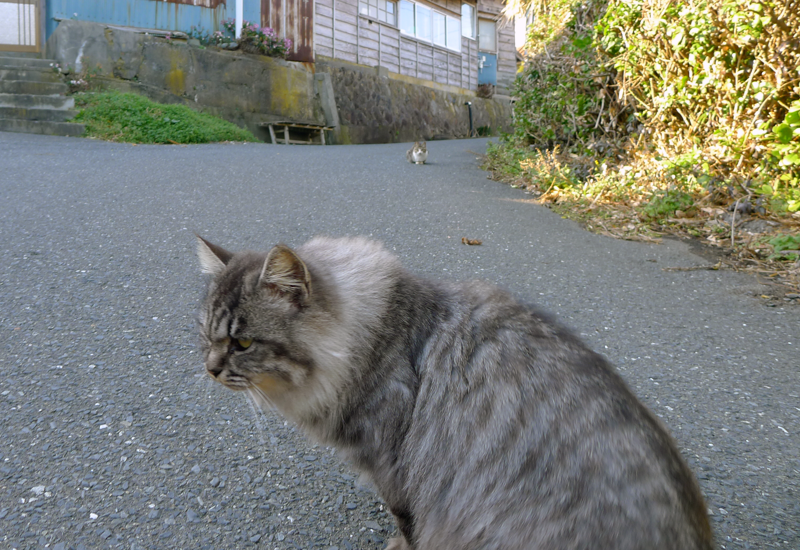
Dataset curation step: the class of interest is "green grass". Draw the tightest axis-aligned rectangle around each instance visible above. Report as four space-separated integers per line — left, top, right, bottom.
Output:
73 91 258 144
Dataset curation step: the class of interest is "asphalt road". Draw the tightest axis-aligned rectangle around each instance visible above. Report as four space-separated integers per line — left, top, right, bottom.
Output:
1 132 798 550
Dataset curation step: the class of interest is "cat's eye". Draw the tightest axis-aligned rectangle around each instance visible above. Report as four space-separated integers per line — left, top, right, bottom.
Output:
236 338 253 349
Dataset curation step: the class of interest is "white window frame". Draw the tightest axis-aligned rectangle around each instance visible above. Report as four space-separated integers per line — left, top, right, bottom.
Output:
461 3 476 39
359 0 398 26
398 0 461 52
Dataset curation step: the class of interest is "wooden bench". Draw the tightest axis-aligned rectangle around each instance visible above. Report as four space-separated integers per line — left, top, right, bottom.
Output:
261 121 334 145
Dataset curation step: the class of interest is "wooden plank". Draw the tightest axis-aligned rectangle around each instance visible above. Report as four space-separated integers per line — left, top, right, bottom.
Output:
316 25 334 39
358 36 380 52
399 56 416 68
335 20 358 36
383 59 399 72
336 0 359 16
358 25 379 41
316 44 334 57
381 34 400 48
336 29 359 45
360 51 379 65
400 40 417 53
337 50 358 63
335 39 359 53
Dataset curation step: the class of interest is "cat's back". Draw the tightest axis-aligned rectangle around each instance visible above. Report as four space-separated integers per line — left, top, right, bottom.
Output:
404 282 713 550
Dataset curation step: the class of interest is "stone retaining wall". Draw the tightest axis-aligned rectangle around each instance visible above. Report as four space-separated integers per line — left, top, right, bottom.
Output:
46 20 512 144
316 58 512 144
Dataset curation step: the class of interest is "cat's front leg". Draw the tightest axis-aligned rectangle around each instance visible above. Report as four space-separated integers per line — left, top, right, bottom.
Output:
388 506 415 549
385 536 412 550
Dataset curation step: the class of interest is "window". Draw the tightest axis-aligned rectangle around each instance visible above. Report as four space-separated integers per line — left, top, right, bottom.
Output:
478 18 496 51
416 4 431 42
359 0 398 25
461 3 475 39
398 0 460 51
399 0 415 34
446 16 461 50
432 11 446 47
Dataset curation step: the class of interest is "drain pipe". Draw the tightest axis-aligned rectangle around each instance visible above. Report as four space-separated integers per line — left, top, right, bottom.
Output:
235 0 243 39
465 101 475 137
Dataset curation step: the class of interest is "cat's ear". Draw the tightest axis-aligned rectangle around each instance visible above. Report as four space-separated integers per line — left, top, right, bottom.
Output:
196 236 233 276
259 244 311 305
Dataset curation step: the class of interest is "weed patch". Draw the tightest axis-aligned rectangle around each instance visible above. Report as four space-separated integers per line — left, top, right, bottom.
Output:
73 91 257 144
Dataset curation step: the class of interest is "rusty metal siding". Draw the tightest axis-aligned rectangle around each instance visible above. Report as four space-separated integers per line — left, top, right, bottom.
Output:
263 0 313 62
291 0 313 62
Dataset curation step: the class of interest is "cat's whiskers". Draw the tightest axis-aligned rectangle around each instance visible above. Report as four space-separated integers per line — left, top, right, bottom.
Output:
246 386 281 447
244 388 270 447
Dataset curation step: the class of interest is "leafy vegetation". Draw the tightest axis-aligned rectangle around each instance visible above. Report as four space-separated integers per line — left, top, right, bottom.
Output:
73 91 257 144
187 19 292 58
491 0 800 293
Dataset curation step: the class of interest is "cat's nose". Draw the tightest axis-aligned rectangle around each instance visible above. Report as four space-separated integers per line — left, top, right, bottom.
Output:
206 363 224 378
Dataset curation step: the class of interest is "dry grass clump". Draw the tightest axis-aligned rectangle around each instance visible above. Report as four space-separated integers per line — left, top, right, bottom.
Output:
595 0 800 204
492 0 800 293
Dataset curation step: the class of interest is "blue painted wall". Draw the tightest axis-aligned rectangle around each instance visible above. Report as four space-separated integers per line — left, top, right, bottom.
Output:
46 0 261 40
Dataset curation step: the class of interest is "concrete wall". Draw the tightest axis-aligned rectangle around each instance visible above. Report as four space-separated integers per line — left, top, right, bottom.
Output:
45 19 511 144
45 19 325 139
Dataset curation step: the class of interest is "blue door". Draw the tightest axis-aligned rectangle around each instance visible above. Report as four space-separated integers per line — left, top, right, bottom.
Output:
478 52 497 86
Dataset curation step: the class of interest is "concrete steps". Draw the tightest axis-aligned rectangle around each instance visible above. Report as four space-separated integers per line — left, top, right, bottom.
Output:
0 52 85 137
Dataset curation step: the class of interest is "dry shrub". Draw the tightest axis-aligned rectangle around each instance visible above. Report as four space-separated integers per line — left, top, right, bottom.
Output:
502 0 800 213
509 0 631 152
596 0 800 200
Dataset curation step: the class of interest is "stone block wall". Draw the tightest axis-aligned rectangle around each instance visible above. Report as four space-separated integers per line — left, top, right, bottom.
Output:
317 58 512 144
45 20 512 145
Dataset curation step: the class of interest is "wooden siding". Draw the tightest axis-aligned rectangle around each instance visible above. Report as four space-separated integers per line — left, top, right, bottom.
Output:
496 20 516 91
316 0 335 57
314 0 517 93
461 36 478 91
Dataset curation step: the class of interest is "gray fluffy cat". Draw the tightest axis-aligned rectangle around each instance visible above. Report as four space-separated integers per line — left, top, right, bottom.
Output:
197 235 714 550
406 141 428 164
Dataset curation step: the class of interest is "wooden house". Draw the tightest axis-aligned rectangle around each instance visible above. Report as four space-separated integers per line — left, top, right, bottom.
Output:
313 0 517 92
1 0 517 94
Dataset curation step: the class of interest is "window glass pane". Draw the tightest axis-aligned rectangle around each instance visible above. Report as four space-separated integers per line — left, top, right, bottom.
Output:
416 5 431 41
446 16 461 51
369 5 378 17
399 0 414 34
432 11 446 46
385 1 396 25
478 19 496 51
461 4 475 38
359 1 369 15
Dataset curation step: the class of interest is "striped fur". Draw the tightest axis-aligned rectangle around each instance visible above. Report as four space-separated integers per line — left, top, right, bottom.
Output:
197 236 714 550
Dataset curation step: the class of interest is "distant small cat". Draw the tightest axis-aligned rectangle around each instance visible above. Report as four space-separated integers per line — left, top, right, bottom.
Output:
196 236 714 550
406 141 427 164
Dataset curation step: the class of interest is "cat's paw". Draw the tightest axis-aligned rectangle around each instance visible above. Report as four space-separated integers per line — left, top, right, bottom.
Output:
385 536 412 550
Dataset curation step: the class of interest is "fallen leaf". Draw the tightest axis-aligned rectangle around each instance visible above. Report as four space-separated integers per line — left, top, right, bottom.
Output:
461 238 482 246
